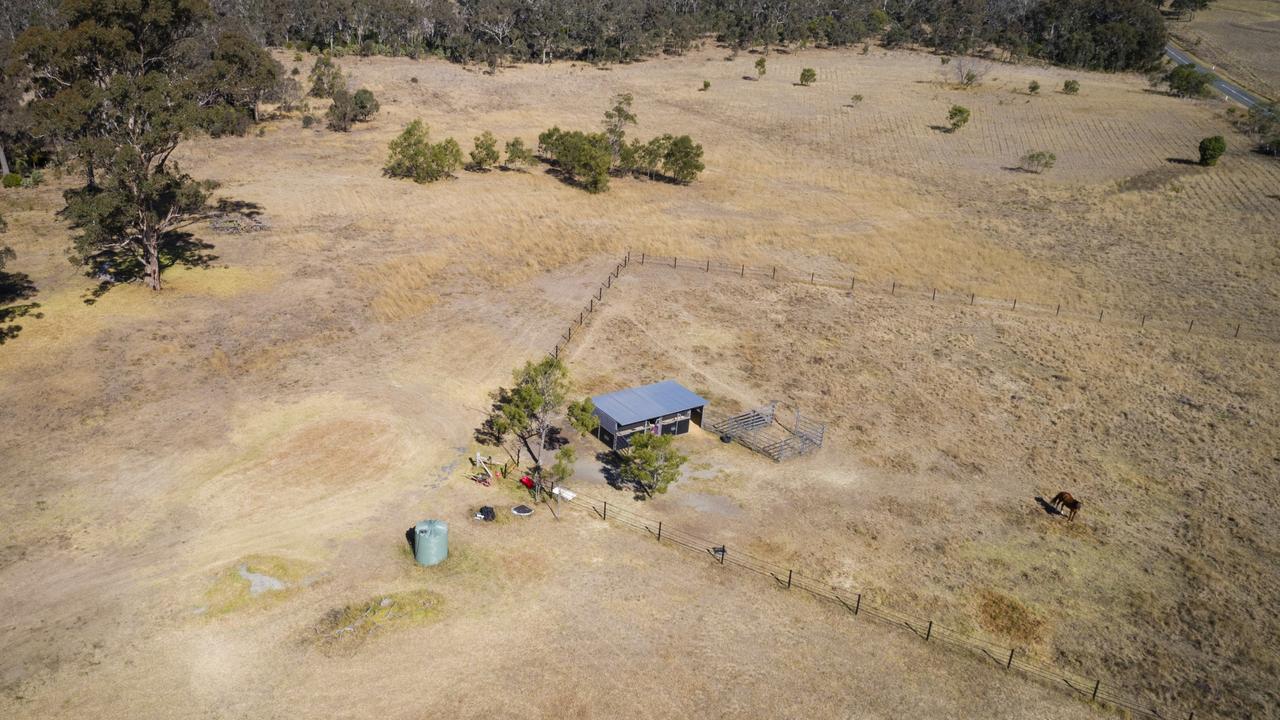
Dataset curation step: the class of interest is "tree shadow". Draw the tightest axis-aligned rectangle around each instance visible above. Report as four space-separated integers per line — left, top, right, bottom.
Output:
81 231 218 303
928 124 954 133
0 266 40 345
1002 166 1036 173
212 198 264 217
1165 157 1199 165
595 451 624 489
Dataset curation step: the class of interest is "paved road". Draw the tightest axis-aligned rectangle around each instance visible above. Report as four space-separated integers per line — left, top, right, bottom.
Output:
1164 43 1266 108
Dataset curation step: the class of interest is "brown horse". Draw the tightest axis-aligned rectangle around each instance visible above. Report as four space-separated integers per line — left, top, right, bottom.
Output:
1050 491 1082 521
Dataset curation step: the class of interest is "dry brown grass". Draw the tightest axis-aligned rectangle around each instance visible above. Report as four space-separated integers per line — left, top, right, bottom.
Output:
0 43 1276 719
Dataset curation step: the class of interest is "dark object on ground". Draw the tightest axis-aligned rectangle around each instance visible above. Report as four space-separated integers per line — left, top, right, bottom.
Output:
720 434 733 443
512 505 534 517
474 506 495 522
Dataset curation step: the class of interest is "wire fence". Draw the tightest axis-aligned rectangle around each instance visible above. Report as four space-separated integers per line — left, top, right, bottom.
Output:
627 251 1279 344
555 487 1210 720
549 254 632 360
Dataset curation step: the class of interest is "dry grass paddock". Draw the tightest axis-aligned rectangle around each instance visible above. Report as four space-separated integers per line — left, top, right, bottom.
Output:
1 41 1277 719
1173 0 1280 100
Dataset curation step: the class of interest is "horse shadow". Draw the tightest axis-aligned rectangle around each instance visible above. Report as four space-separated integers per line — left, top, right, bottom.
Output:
1034 496 1064 517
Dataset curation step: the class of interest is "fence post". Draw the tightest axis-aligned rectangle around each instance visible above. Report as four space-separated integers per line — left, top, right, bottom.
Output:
925 621 932 641
673 256 677 268
740 264 745 277
1234 323 1240 338
706 259 710 272
810 271 815 284
1055 303 1060 316
603 501 608 520
1012 298 1017 310
1188 319 1195 332
1006 648 1015 670
891 280 896 295
1091 680 1100 702
657 521 662 542
970 293 975 305
786 569 793 589
589 298 594 312
1141 314 1146 327
1098 309 1104 322
772 266 776 280
851 277 855 290
931 288 936 301
641 252 645 265
855 593 861 614
566 326 572 340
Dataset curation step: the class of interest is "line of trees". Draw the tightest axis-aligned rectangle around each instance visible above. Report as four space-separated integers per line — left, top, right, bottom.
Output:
142 0 1178 73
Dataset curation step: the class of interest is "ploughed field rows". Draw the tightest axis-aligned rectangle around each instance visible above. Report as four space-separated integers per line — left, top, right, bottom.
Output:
647 50 1279 217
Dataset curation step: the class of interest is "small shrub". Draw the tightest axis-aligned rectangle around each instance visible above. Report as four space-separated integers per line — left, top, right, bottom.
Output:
410 76 419 84
308 56 345 98
469 130 500 170
940 56 951 65
1166 65 1214 98
948 105 970 132
352 88 379 121
1265 136 1280 157
701 80 710 91
1028 80 1040 95
2 173 22 189
754 57 766 78
21 170 44 188
504 137 535 167
1063 79 1080 95
661 135 705 183
385 120 463 183
1020 150 1056 173
290 66 300 76
799 68 817 86
1198 135 1226 166
849 94 863 105
293 52 303 62
302 114 316 128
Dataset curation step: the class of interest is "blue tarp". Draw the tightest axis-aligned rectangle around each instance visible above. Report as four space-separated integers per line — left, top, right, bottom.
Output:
592 380 706 427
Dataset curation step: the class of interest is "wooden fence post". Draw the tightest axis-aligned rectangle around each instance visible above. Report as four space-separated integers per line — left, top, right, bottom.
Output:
1055 303 1060 316
1012 298 1017 310
1098 309 1104 322
740 264 745 277
855 593 861 614
705 259 710 272
603 501 608 520
641 252 645 265
1141 314 1146 327
1091 680 1100 702
1188 319 1195 332
970 292 975 305
673 256 677 268
925 621 932 641
772 266 776 280
1006 649 1015 670
657 521 662 542
786 569 793 589
810 271 815 283
1234 323 1240 338
891 280 896 295
851 277 855 289
931 288 936 301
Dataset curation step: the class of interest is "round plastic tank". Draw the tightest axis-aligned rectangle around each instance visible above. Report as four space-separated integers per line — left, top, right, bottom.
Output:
413 520 448 566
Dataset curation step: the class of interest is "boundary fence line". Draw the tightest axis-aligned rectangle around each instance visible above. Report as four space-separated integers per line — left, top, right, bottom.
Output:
555 487 1209 720
627 250 1280 344
549 254 632 361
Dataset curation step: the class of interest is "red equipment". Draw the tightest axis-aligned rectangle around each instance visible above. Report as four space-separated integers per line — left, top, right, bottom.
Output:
519 475 535 489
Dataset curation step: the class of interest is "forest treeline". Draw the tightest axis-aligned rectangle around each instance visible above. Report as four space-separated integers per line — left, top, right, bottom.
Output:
4 1 1182 74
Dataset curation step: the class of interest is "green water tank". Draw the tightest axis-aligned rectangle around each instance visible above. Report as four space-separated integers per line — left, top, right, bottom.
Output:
413 520 448 566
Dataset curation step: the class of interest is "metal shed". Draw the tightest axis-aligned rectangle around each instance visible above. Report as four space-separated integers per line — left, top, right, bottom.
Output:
591 380 707 450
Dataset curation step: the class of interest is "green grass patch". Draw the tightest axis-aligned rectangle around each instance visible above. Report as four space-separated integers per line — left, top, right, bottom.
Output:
307 588 444 652
202 554 311 616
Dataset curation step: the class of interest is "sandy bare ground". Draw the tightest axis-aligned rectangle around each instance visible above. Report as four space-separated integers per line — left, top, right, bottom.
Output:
1 44 1277 718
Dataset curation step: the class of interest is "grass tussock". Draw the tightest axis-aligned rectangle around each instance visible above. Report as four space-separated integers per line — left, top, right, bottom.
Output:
977 590 1045 647
307 588 444 652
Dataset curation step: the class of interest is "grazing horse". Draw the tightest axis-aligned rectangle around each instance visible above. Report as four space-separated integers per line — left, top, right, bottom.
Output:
1050 491 1082 521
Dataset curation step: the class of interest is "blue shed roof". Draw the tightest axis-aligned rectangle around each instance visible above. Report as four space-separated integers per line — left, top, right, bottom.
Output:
592 380 706 426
